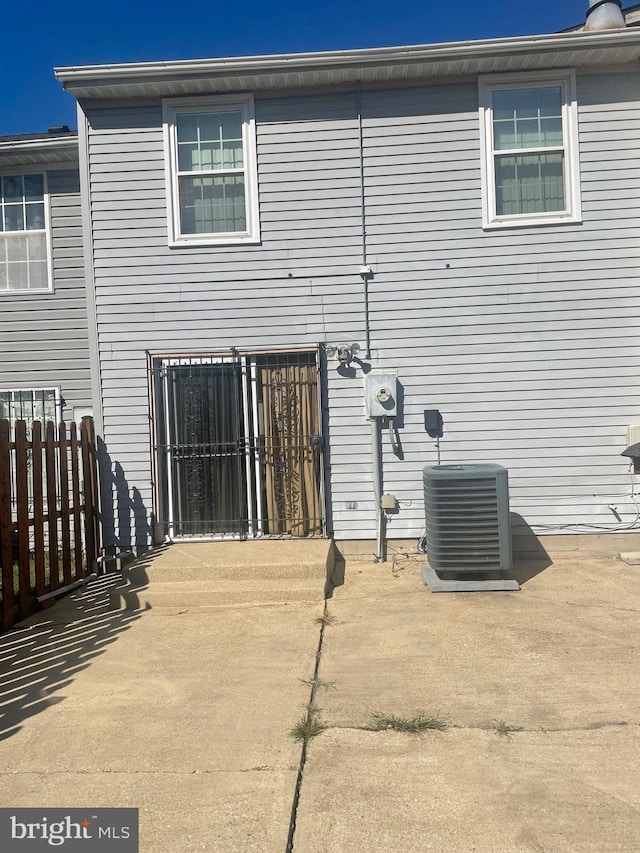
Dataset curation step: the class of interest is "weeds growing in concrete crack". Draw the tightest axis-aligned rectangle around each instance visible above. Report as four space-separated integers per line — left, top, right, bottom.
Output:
289 704 328 743
316 610 336 627
493 720 524 737
369 712 448 733
299 676 337 692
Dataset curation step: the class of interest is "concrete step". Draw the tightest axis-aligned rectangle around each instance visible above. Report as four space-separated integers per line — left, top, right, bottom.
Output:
110 539 334 609
131 540 331 578
111 578 327 610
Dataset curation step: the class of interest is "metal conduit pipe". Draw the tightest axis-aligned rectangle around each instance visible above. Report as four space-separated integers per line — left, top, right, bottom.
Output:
371 418 385 562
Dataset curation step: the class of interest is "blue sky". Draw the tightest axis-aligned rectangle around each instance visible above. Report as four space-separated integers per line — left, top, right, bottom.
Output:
2 0 593 135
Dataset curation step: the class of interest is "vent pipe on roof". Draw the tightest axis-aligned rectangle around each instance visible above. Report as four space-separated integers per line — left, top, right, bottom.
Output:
585 0 626 30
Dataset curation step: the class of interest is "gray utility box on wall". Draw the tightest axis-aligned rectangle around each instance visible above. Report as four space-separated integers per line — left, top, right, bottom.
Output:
422 464 516 591
364 372 398 418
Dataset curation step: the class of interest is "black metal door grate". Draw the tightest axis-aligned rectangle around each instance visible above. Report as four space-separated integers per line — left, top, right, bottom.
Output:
151 351 325 539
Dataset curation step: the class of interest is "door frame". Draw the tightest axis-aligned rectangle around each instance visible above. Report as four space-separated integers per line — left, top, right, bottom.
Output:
148 346 328 542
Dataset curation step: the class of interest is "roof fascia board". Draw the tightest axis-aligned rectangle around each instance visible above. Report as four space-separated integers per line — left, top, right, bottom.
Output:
55 29 640 93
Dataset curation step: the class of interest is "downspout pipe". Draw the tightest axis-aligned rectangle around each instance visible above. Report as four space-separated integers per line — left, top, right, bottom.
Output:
37 573 98 604
371 418 385 562
356 81 372 360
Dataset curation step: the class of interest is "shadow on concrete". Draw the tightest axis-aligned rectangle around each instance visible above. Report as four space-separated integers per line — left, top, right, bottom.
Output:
109 545 177 610
325 518 554 594
325 548 345 599
510 513 553 585
0 550 158 742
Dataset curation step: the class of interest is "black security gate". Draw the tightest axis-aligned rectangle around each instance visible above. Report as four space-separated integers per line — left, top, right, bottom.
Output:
163 360 246 537
151 350 326 539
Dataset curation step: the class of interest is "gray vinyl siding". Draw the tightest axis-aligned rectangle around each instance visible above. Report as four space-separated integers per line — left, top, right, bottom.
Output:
0 167 92 418
83 68 640 545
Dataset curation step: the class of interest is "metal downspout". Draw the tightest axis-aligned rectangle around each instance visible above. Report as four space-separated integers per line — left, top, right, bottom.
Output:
371 418 385 562
357 81 372 360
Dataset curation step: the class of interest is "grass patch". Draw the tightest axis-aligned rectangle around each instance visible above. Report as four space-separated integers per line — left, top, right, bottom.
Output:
2 549 87 605
315 610 336 627
289 704 328 743
493 720 524 737
369 711 447 733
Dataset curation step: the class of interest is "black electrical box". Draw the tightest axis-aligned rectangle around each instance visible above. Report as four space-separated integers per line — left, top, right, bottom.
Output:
424 409 443 438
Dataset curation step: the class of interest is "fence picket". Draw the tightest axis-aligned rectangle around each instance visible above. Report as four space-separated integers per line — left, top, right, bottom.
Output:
31 422 46 598
58 424 72 586
15 421 31 622
81 418 99 572
0 421 15 628
44 421 60 594
70 423 83 579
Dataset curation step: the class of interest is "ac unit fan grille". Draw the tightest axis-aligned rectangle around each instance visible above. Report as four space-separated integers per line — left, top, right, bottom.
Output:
423 467 511 573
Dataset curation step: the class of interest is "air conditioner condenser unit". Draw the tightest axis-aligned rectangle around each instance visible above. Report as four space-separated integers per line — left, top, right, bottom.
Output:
421 463 519 592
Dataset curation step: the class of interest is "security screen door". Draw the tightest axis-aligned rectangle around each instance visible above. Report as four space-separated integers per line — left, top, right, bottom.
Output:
152 351 325 539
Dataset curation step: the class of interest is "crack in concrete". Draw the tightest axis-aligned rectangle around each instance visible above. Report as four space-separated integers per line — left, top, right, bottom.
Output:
524 595 640 615
326 720 634 735
285 601 328 853
0 766 298 776
451 721 632 734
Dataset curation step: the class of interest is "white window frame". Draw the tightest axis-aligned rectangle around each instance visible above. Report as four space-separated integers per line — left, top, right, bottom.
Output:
163 95 260 247
478 71 581 229
0 169 53 294
0 387 61 425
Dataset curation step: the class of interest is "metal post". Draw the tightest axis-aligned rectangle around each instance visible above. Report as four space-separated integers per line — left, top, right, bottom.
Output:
371 418 385 562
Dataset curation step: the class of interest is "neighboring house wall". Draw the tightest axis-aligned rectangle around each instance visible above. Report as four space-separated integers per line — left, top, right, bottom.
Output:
78 66 640 545
0 143 92 423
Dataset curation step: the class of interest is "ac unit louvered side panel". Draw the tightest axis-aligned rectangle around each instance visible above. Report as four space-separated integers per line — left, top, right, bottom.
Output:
423 465 512 573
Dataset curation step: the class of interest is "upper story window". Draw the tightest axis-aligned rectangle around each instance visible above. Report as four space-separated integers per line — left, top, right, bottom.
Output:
0 172 51 292
163 95 260 246
479 72 581 229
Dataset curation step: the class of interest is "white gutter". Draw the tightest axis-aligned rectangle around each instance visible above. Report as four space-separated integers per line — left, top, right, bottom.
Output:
54 28 640 88
0 137 78 153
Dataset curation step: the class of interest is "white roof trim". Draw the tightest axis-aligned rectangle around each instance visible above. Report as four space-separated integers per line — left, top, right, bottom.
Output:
54 29 640 99
0 137 77 153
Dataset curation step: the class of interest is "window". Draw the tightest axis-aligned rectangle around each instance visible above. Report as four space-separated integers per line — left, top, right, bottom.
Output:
479 72 581 228
0 172 51 291
163 96 260 246
0 388 60 424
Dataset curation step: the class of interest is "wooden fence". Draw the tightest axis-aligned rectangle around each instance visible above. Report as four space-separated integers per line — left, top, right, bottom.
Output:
0 417 99 631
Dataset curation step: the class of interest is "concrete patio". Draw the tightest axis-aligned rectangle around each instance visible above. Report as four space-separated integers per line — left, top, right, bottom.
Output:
0 542 638 851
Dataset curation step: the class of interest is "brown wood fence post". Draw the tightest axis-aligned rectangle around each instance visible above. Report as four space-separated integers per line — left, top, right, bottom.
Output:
45 421 60 591
58 423 72 585
81 418 99 572
70 423 83 579
31 421 46 598
0 420 16 630
14 420 31 622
